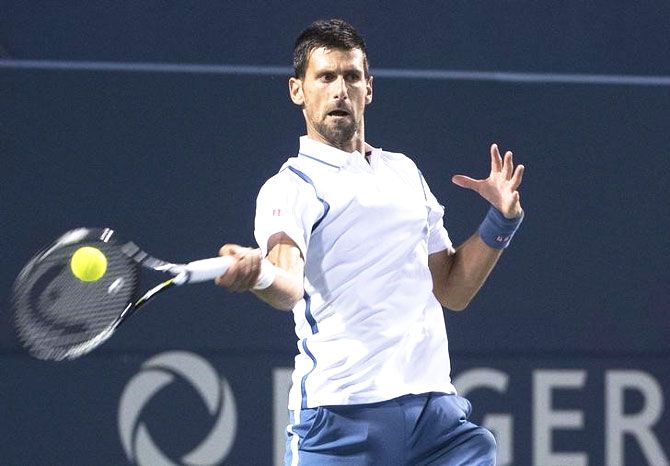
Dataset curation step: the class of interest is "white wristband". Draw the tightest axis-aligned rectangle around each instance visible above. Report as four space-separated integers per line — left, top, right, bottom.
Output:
253 259 276 290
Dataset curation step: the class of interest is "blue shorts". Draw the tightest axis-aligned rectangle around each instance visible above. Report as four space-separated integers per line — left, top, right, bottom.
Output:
285 392 496 465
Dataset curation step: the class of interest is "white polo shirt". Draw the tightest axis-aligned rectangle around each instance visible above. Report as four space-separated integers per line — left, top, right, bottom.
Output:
255 136 457 410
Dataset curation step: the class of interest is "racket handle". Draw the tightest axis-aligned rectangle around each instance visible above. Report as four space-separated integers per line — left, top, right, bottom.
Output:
178 256 235 284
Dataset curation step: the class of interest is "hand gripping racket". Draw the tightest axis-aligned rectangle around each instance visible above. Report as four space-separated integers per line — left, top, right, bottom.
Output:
11 227 265 361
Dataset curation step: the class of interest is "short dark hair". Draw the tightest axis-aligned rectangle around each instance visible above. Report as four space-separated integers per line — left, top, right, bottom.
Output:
293 19 369 79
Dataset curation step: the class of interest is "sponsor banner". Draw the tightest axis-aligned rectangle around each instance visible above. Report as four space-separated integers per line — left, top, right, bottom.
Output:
1 352 668 465
0 351 278 465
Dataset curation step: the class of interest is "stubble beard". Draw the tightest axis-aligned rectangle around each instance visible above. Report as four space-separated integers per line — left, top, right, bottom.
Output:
313 117 358 151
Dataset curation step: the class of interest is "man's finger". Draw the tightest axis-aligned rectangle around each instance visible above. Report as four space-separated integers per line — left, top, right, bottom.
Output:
502 151 514 180
223 262 249 292
218 248 261 291
490 144 502 173
215 245 246 285
247 257 261 289
219 244 245 258
510 164 525 190
239 249 261 289
452 175 482 192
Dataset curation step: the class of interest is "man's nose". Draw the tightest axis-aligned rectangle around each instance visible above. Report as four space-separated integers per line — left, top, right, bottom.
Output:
333 76 348 99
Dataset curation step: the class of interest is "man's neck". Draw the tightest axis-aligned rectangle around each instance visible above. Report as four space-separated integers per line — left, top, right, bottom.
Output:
328 137 364 154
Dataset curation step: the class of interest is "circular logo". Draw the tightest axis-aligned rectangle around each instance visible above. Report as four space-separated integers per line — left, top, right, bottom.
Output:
118 351 237 465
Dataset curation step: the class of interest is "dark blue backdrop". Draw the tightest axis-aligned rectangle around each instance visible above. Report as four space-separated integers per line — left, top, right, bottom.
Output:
1 2 669 465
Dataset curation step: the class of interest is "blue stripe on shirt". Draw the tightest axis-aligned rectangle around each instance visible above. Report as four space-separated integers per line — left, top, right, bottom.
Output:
300 338 318 409
287 165 330 232
300 277 319 408
303 291 318 334
283 168 324 409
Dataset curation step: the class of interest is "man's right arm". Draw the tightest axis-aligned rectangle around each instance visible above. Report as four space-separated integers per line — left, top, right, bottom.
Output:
215 231 304 311
253 232 304 310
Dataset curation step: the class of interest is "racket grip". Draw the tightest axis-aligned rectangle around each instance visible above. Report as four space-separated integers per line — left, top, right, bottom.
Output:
180 256 235 284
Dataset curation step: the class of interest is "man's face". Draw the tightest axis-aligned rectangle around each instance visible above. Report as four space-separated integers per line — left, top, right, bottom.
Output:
289 47 373 151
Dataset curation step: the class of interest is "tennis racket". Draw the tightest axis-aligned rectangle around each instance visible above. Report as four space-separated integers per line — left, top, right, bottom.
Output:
11 227 261 361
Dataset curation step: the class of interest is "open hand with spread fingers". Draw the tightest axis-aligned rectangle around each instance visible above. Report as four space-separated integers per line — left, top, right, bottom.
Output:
451 144 525 219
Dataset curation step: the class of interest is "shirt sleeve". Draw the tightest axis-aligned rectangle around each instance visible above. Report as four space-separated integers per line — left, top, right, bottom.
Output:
254 169 325 259
420 173 456 255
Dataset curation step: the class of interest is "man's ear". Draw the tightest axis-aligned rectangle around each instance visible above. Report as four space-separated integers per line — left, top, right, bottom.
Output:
289 77 304 106
365 75 373 105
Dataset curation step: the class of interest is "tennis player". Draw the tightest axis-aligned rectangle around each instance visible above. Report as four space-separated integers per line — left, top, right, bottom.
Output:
216 19 524 465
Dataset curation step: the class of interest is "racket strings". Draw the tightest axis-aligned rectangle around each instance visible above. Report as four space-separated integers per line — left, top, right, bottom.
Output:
13 240 138 360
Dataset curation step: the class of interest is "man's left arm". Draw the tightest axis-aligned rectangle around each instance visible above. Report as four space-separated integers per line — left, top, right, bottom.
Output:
429 143 525 311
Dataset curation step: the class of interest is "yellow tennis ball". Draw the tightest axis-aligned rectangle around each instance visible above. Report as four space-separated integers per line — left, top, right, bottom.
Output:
70 246 108 282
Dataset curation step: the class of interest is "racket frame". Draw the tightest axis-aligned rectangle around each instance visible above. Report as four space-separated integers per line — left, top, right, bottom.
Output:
13 227 234 360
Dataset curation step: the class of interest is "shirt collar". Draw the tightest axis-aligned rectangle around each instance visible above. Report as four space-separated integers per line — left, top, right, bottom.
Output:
298 136 380 168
